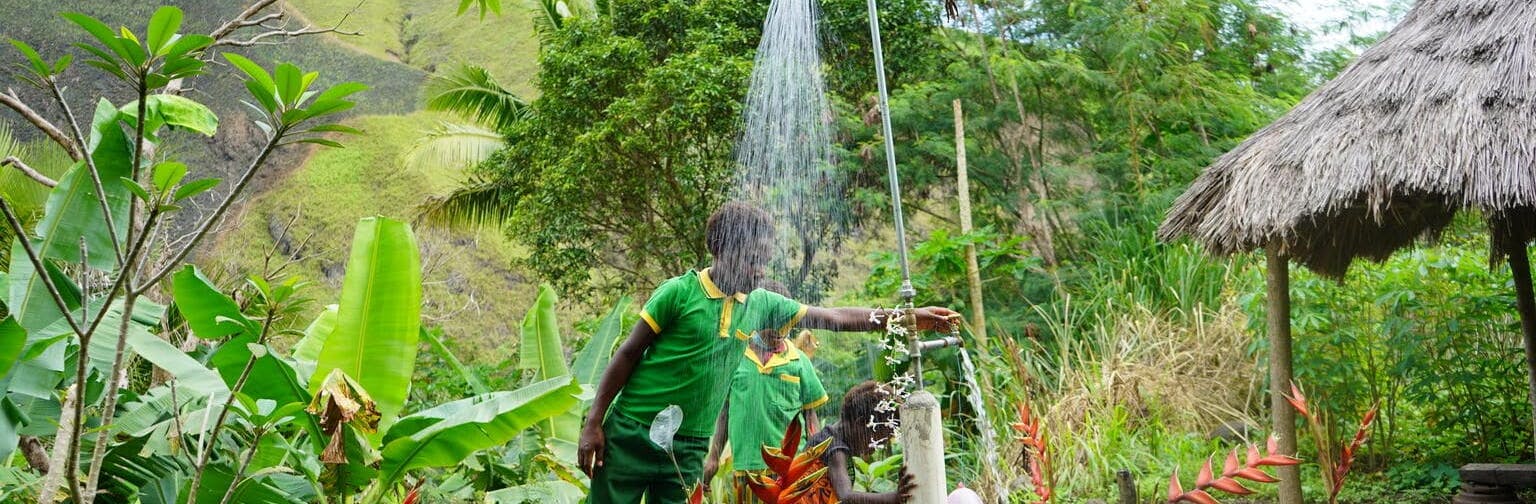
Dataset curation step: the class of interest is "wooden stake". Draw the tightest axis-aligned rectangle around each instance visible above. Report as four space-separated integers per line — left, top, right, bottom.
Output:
1507 241 1536 460
953 99 986 345
1267 244 1300 504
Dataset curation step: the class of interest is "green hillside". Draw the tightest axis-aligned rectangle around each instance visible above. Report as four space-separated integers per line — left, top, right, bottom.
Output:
0 1 549 363
288 0 542 96
207 112 536 362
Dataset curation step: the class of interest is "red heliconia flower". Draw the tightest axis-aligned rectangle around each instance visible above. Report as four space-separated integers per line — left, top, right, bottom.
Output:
1168 468 1184 503
689 482 706 504
1286 382 1311 420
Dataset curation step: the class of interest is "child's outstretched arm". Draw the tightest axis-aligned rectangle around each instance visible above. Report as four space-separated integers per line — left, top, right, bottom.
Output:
825 450 916 504
703 399 730 484
800 306 961 333
577 320 660 476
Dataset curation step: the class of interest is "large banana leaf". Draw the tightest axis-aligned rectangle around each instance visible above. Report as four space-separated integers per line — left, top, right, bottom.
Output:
376 376 579 487
209 335 308 405
31 99 132 269
6 242 82 335
519 285 578 443
290 304 337 380
0 318 25 380
63 300 229 402
309 217 421 432
422 327 489 395
571 295 630 388
485 480 584 504
0 397 26 462
172 266 257 339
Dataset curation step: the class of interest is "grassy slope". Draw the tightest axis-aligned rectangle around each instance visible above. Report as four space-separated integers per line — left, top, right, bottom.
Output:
210 112 535 362
0 1 547 363
287 0 542 97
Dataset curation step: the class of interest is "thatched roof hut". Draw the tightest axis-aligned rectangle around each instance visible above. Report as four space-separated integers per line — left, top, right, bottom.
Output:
1160 1 1536 500
1159 0 1536 276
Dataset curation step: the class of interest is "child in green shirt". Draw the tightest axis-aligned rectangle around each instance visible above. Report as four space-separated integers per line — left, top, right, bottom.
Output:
579 203 959 504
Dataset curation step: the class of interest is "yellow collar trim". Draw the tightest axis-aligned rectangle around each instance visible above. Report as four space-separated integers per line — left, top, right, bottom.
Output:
744 340 801 373
699 268 747 301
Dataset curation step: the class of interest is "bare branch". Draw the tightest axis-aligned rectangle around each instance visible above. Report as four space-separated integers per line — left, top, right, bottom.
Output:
2 156 58 187
213 25 363 48
209 0 282 42
0 89 82 161
210 0 364 49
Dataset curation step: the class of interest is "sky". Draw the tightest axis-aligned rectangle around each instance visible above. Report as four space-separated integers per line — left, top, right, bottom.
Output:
1271 0 1404 49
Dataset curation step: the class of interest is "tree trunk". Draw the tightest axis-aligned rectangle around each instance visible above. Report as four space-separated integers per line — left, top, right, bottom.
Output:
953 99 986 345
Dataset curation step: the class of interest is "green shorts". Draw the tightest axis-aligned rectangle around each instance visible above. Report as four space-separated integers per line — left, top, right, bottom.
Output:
589 412 711 504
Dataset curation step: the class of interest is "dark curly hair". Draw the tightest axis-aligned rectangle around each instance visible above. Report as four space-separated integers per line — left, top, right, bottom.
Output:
840 380 896 457
705 202 774 259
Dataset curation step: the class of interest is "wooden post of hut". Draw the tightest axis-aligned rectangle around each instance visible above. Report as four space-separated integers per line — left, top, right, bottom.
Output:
1506 238 1536 459
1266 244 1300 504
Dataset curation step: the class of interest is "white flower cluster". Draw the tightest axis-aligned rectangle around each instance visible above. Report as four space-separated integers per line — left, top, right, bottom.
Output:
867 306 917 452
871 308 912 367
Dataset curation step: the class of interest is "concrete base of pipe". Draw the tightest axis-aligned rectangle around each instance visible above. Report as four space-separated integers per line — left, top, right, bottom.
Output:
901 390 947 504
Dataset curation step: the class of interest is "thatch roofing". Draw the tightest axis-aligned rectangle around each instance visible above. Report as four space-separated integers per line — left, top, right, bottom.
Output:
1159 0 1536 277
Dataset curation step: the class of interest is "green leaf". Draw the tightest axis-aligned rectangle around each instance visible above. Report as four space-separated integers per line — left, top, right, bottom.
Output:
145 6 183 56
150 161 186 192
274 63 303 107
571 295 629 387
124 95 218 137
243 80 279 116
306 124 363 135
173 178 219 201
290 304 336 370
377 377 580 487
78 300 228 401
33 99 132 270
0 397 27 462
9 40 48 77
485 481 584 504
61 13 131 66
6 243 82 335
309 217 422 433
421 327 489 395
52 54 73 75
311 82 367 104
295 138 343 149
225 53 277 102
0 318 28 380
120 177 151 202
519 285 579 443
209 335 308 406
172 266 255 339
161 34 212 60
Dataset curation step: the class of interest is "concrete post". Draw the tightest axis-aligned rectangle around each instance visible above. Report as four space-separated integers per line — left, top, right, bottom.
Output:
901 390 947 504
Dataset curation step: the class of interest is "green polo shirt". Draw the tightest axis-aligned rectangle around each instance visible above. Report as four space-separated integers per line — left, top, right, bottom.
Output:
727 340 828 471
612 269 806 438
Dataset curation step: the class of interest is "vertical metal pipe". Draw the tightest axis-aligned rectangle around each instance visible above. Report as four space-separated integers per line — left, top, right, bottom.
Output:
865 0 915 302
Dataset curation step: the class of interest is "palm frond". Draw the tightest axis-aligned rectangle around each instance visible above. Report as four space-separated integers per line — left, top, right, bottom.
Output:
418 177 520 231
423 65 529 131
404 122 505 173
